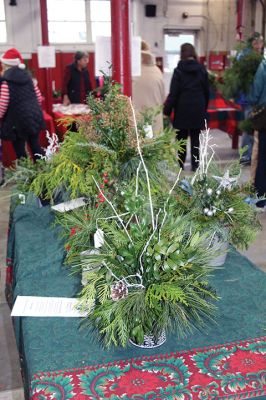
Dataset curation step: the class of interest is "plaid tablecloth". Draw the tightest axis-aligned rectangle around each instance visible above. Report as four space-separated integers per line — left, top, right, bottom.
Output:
207 90 244 149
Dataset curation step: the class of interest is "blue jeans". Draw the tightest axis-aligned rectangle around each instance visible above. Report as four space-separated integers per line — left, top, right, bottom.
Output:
241 132 254 160
241 106 253 160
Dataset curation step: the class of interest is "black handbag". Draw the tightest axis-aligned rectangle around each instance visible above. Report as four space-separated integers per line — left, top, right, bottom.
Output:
248 105 266 130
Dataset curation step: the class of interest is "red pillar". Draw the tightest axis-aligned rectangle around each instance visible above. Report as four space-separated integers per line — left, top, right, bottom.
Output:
40 0 53 114
111 0 132 96
236 0 245 41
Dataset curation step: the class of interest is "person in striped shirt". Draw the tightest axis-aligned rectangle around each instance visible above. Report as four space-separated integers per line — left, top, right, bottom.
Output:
0 48 44 161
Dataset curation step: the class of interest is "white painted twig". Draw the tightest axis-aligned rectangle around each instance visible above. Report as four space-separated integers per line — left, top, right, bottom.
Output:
96 212 130 229
135 161 141 197
159 168 182 240
92 176 133 244
129 97 155 230
104 263 145 289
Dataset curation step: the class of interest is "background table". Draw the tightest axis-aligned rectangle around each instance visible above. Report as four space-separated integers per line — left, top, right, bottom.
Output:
207 90 244 149
6 198 266 398
52 104 91 140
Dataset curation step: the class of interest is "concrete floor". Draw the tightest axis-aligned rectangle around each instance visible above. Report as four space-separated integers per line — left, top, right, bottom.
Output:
0 129 265 399
0 188 24 400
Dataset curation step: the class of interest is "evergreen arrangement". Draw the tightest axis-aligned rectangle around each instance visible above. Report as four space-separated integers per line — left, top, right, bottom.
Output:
73 113 219 348
7 80 184 203
53 104 261 350
4 157 46 195
78 210 218 348
174 129 261 249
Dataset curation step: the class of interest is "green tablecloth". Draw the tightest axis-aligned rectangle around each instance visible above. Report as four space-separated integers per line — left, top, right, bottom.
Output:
8 199 266 397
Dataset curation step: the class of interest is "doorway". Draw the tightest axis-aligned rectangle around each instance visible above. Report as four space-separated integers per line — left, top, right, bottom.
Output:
163 30 196 91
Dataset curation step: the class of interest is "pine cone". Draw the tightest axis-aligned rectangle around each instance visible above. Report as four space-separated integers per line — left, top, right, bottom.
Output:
110 281 128 301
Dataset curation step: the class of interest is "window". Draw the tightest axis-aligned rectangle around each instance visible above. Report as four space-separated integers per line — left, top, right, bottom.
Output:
46 0 111 44
0 0 7 43
47 0 87 43
90 0 111 43
164 32 195 73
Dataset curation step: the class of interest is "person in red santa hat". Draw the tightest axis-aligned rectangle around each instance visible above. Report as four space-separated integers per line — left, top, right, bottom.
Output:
0 48 44 161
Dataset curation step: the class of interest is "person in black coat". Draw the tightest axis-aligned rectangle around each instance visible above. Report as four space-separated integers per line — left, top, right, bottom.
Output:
164 43 209 171
62 51 92 105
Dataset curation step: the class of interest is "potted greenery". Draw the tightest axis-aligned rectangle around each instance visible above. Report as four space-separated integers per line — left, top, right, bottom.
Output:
174 128 261 264
78 206 218 348
17 81 183 203
54 120 261 349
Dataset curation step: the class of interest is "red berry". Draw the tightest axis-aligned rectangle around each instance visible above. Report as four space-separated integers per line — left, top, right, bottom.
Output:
70 227 77 237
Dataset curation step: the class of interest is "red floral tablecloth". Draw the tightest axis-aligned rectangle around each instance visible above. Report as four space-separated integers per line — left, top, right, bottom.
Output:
30 336 266 400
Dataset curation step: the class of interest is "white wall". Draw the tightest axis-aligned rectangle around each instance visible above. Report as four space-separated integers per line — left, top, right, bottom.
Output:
132 0 242 57
133 0 206 56
0 0 260 59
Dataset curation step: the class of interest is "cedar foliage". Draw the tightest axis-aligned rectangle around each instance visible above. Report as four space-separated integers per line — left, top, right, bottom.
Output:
13 80 184 201
78 209 218 348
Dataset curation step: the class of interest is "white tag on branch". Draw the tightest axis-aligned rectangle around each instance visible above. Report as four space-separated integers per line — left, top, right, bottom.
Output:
94 229 104 248
18 194 26 204
143 124 153 139
80 249 99 256
51 197 85 212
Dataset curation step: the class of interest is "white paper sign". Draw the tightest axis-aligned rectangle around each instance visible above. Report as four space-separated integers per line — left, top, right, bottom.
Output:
11 296 86 317
95 36 141 76
95 36 112 76
51 197 85 213
37 46 56 68
131 36 141 77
